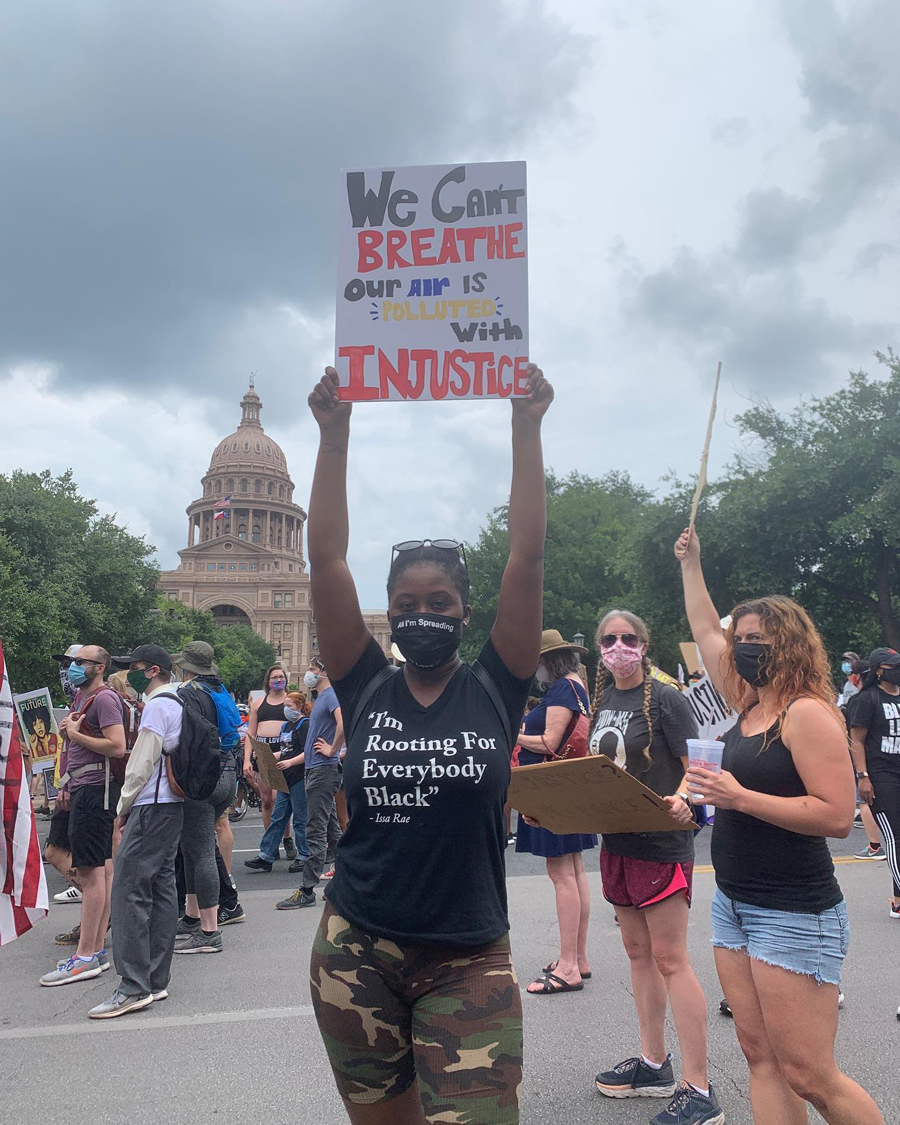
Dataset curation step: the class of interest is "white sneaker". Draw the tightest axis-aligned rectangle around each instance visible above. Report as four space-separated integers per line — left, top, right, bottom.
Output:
890 902 900 920
53 886 82 904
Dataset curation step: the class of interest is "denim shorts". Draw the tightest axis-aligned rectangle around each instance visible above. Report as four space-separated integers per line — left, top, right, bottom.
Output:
711 887 849 986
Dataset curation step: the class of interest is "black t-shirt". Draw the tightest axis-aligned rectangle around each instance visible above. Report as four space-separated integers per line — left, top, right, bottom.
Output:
847 686 900 778
280 718 308 787
589 677 697 863
327 636 531 945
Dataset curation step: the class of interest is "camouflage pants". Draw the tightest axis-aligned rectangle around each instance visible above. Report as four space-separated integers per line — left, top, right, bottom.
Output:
310 904 523 1123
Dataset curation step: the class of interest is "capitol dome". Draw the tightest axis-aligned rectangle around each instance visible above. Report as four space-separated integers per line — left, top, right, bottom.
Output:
207 383 292 482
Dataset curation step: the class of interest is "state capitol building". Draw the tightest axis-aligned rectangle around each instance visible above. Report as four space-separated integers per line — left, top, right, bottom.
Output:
158 381 390 680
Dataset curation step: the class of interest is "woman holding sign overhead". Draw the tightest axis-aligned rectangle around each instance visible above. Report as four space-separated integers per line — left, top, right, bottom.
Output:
675 527 883 1125
304 364 551 1125
588 610 722 1125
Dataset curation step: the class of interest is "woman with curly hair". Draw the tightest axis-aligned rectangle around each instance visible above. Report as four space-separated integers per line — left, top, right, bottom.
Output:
589 610 720 1125
676 527 883 1125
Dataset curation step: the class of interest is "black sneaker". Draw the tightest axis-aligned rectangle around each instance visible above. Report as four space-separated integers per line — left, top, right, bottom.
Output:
218 904 245 926
288 858 306 874
282 838 297 861
244 856 273 873
595 1055 676 1099
276 889 316 910
650 1082 724 1124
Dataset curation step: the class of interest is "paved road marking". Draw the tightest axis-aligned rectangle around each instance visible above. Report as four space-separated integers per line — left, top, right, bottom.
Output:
0 1005 316 1041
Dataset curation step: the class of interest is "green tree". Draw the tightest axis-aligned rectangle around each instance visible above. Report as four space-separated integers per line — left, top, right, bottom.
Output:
463 470 652 681
0 470 158 692
627 351 900 663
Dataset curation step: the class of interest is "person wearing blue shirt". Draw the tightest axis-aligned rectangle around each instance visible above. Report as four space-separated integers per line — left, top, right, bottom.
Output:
276 658 342 909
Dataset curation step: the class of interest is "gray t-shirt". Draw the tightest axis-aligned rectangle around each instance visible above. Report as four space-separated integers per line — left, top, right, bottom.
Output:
590 677 698 863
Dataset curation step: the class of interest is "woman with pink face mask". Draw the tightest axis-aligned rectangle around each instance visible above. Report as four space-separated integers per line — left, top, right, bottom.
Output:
589 610 722 1124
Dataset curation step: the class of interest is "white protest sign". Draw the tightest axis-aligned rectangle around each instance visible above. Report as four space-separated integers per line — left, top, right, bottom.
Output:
335 161 528 402
683 674 737 741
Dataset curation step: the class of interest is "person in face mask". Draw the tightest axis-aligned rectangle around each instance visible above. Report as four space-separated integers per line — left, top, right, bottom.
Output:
587 612 717 1119
298 363 552 1125
513 630 596 995
837 650 861 710
275 659 343 907
245 691 311 874
245 664 296 860
675 528 883 1125
847 648 900 920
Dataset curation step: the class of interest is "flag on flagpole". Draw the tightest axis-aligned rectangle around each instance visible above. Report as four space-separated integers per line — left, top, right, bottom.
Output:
214 494 232 521
0 638 49 945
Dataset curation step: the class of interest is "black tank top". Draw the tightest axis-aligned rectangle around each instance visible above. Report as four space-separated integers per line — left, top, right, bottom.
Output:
711 710 842 914
256 694 286 725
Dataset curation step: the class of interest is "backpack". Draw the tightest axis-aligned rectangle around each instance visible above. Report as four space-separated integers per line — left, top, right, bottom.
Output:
156 693 222 802
195 682 243 756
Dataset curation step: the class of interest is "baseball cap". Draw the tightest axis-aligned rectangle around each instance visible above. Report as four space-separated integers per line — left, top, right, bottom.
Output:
173 640 219 677
52 643 85 664
867 647 900 668
110 644 174 671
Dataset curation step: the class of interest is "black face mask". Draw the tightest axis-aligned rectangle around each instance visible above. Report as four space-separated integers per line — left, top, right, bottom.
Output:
734 642 772 687
880 667 900 686
389 612 464 671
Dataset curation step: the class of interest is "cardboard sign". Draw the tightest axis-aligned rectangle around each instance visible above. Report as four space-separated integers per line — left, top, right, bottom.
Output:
683 674 737 741
249 735 290 794
14 688 60 768
679 642 702 676
335 160 528 402
507 755 691 836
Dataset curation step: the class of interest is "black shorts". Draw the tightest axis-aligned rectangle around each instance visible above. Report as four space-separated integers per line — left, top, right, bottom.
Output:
69 784 120 869
46 807 71 852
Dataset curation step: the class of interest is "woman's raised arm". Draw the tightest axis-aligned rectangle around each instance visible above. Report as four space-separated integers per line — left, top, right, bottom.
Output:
490 364 554 679
307 367 371 682
674 526 728 698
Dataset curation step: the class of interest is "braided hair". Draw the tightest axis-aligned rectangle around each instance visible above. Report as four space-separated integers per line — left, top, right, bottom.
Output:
590 610 654 771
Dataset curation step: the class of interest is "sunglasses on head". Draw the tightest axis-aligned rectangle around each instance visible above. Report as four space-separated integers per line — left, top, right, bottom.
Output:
599 632 642 650
391 539 468 569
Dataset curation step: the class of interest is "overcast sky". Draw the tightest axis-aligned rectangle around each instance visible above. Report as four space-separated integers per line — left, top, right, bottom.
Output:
3 0 898 610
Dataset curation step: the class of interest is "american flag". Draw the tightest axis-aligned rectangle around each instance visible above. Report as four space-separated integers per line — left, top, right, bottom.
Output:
214 493 232 521
0 638 49 945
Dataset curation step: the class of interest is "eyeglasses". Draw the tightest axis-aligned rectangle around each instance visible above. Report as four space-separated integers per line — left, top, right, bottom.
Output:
63 658 104 668
391 539 468 569
599 632 642 650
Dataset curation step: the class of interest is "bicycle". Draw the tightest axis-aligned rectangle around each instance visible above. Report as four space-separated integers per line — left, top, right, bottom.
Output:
228 774 261 822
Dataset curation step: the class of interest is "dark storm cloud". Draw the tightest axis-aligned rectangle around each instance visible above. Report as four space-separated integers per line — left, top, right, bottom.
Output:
0 0 587 399
734 0 900 272
622 248 890 392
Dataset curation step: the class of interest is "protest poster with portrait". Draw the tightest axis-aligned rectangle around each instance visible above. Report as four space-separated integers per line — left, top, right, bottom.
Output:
335 160 528 402
13 688 60 772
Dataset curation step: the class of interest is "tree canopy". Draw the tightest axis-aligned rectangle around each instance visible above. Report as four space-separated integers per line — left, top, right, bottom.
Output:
466 352 900 680
0 470 158 690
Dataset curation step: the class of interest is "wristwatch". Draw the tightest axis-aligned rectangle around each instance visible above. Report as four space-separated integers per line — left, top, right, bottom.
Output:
855 770 869 780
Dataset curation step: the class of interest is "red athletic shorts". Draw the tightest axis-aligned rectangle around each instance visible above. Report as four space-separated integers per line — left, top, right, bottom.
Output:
600 851 693 909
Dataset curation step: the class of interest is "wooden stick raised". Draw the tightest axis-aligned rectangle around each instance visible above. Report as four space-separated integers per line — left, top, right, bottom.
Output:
688 360 722 534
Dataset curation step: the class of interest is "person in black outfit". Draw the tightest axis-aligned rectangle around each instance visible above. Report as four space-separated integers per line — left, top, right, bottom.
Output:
303 363 552 1125
847 647 900 918
676 527 883 1125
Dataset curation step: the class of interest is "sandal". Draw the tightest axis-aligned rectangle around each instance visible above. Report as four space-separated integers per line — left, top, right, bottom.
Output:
543 959 591 979
527 971 584 995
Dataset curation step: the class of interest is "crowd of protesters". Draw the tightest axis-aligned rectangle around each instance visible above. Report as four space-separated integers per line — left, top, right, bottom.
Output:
20 361 895 1125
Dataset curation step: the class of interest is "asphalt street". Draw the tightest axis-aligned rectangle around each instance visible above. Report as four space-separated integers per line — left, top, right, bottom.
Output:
1 813 897 1125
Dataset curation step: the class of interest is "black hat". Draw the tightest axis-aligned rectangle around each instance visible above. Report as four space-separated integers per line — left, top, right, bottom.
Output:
110 644 173 671
867 647 900 668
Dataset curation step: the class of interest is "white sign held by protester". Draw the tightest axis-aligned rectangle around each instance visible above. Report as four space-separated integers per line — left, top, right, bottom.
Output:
683 674 737 741
335 161 529 402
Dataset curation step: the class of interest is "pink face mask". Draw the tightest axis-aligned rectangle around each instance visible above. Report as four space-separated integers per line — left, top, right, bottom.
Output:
601 642 644 679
